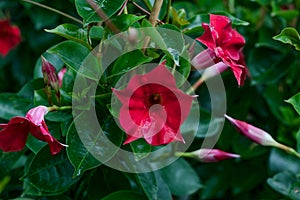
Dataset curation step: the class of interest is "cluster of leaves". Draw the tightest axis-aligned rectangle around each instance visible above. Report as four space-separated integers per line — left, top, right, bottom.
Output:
0 0 300 199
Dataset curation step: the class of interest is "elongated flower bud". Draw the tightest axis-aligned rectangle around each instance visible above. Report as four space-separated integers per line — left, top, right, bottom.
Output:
224 114 300 158
41 56 59 93
225 114 279 146
176 149 240 163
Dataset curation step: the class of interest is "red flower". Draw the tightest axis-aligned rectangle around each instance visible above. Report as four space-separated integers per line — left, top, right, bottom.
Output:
195 14 247 86
0 106 66 155
112 62 194 146
0 19 21 57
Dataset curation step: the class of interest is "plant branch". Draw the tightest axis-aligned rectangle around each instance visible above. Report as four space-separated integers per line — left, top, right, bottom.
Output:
149 0 163 26
86 0 120 33
21 0 83 25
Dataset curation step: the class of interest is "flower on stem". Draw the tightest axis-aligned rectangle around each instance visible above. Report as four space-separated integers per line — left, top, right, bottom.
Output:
0 106 66 155
225 114 300 157
0 19 21 57
112 62 194 146
176 148 240 163
41 56 61 104
192 14 247 86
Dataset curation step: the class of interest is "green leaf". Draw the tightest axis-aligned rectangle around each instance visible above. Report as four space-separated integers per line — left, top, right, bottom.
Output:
137 171 172 200
87 167 131 199
267 171 300 200
0 151 25 180
102 190 146 200
110 50 153 78
158 158 202 196
48 41 100 81
75 0 126 25
130 139 152 161
24 147 79 193
66 121 101 177
45 24 91 49
0 93 32 120
273 27 300 51
109 14 145 32
286 92 300 115
17 78 44 100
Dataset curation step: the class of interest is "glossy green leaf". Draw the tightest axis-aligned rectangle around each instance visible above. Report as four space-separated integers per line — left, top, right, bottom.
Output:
66 121 101 177
110 50 152 77
159 158 202 196
273 27 300 51
286 92 300 115
267 171 300 200
102 190 146 200
48 41 100 81
75 0 126 25
17 78 44 100
23 147 79 193
137 171 172 200
109 14 145 32
0 93 32 120
45 24 91 49
0 151 24 180
170 7 190 27
130 139 152 161
87 167 131 199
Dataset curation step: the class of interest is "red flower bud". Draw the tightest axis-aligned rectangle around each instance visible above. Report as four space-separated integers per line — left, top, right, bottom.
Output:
41 56 60 93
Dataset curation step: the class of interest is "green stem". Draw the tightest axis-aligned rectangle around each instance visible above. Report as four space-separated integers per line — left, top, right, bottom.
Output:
186 77 204 95
174 152 195 158
274 143 300 158
166 0 171 23
21 0 83 25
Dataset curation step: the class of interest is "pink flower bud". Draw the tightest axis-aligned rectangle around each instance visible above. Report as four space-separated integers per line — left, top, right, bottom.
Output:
192 149 240 163
191 49 216 70
58 68 67 88
41 56 60 93
224 114 279 146
176 149 240 163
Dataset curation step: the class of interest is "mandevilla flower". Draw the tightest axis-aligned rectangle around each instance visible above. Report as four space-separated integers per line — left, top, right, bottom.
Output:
0 19 21 56
176 148 240 163
225 114 300 157
192 14 247 86
0 106 66 155
112 62 194 146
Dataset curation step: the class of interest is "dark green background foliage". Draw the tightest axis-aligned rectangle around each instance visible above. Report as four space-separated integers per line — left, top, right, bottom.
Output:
0 0 300 199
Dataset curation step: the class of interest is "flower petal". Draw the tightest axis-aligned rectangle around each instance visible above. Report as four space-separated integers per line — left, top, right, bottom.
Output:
0 117 29 152
0 20 21 57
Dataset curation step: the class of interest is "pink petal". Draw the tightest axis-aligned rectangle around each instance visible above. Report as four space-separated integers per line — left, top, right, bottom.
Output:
26 106 49 125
